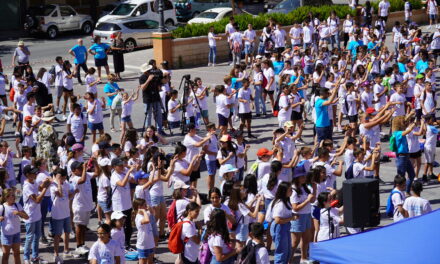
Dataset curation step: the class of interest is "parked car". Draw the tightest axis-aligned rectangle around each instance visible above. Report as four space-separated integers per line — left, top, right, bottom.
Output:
187 7 233 24
175 0 231 22
93 17 174 52
98 0 177 27
23 4 94 39
268 0 333 14
99 2 120 18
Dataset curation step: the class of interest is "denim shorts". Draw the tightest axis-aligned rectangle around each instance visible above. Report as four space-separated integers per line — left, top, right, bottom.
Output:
245 44 254 55
151 195 165 207
98 200 112 213
206 159 217 176
311 205 321 221
88 121 104 131
235 223 249 242
1 232 20 245
121 115 132 122
290 213 312 233
137 248 154 259
51 217 72 236
201 110 209 118
430 14 438 20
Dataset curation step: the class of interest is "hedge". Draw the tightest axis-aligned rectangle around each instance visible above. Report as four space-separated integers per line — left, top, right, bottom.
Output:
172 0 422 38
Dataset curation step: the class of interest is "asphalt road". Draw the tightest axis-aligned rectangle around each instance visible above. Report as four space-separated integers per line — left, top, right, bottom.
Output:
0 24 439 264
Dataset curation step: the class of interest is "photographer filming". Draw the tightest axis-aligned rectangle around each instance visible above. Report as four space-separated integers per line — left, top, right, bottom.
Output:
139 60 167 136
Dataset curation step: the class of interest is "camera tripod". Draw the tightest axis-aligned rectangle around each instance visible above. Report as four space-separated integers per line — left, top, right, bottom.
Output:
178 74 207 135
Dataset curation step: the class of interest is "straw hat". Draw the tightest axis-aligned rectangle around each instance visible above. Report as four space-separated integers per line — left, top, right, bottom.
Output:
41 111 55 122
139 63 153 73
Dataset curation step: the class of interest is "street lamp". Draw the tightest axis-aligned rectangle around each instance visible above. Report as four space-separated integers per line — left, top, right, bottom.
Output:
154 0 166 32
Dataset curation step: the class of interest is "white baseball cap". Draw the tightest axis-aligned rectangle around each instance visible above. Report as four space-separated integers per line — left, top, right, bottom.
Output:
111 211 126 220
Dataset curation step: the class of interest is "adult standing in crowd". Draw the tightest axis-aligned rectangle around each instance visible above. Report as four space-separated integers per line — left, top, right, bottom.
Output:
111 32 125 80
378 0 391 22
225 16 236 65
69 38 88 85
36 111 58 172
12 41 30 73
139 60 166 136
88 36 110 78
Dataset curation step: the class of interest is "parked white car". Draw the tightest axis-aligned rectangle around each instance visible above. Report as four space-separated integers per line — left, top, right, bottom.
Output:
98 0 177 27
93 17 166 52
24 4 94 39
187 7 233 24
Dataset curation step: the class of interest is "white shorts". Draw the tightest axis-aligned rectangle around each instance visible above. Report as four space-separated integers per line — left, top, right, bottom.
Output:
73 210 91 226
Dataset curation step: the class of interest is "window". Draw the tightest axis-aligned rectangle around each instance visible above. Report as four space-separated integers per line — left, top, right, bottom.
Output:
96 23 121 31
144 20 159 29
164 0 174 10
151 0 174 12
60 6 76 16
111 4 137 16
197 12 218 19
134 3 149 16
124 21 145 29
223 11 233 18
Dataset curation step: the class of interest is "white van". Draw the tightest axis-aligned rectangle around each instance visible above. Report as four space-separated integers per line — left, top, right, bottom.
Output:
98 0 177 27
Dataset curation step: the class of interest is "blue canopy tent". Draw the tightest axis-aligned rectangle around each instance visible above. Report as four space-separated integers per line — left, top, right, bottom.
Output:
310 209 440 264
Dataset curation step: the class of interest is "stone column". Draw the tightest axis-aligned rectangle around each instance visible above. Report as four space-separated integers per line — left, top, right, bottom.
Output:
153 32 173 67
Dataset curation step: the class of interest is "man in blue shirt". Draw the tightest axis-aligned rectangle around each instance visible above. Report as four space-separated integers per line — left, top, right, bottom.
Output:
69 39 88 85
315 87 338 142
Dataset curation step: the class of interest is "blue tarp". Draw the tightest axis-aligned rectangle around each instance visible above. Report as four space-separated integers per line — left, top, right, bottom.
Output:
310 209 440 264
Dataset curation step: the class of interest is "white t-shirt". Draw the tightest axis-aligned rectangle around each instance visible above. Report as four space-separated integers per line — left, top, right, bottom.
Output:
181 219 199 262
208 32 216 47
425 125 437 148
62 71 73 90
67 113 87 142
291 186 311 214
111 228 126 264
391 188 405 222
135 213 155 250
22 181 42 224
0 203 24 235
167 99 181 122
54 64 63 87
289 27 302 45
389 93 406 116
274 29 286 48
403 196 432 217
196 87 208 110
238 88 252 114
0 75 7 95
85 75 97 94
121 100 134 118
361 90 373 112
303 26 312 44
22 125 35 147
373 84 386 110
278 94 291 122
203 204 232 224
345 91 358 116
22 103 35 118
272 200 293 218
97 174 110 202
88 240 122 264
208 234 232 255
36 171 51 196
225 23 235 41
243 29 256 45
173 159 190 183
352 161 366 178
379 0 390 16
71 172 94 212
49 181 71 220
183 134 202 162
204 134 218 161
135 185 152 206
87 100 103 124
317 207 341 241
263 68 275 91
428 0 438 14
216 94 230 118
110 170 132 211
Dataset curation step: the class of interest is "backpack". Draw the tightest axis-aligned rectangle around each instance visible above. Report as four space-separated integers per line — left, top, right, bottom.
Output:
48 65 56 75
272 92 282 117
167 200 179 230
233 41 241 54
198 239 213 264
261 72 268 88
168 221 190 254
386 190 404 217
227 210 243 231
345 162 355 179
237 240 265 264
389 132 398 152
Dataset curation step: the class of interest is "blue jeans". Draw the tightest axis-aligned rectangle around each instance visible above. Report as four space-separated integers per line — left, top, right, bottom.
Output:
316 125 333 143
24 220 42 261
254 85 266 115
210 256 235 264
41 196 52 236
270 221 292 264
396 155 415 193
209 46 217 64
144 101 163 131
331 34 340 49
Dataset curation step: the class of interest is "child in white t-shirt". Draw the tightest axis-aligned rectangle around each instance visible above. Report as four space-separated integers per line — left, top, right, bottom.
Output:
208 26 222 66
391 175 407 222
110 212 127 264
422 115 438 180
167 90 181 132
238 79 255 137
120 87 140 144
316 192 342 241
403 181 432 218
134 198 155 263
85 67 100 98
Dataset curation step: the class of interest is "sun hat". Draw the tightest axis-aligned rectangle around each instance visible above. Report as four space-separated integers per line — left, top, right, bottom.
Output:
17 40 24 46
98 158 111 167
139 63 153 73
174 181 190 189
219 164 238 177
41 111 55 122
284 121 294 128
72 143 84 152
292 165 306 178
134 171 149 181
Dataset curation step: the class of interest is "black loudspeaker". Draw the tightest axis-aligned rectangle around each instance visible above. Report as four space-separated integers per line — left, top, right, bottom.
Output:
343 178 380 228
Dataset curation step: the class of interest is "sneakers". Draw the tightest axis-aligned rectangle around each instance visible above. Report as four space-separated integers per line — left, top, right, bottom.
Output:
3 114 11 121
40 236 50 246
212 63 216 67
74 245 89 255
208 63 212 66
429 174 437 180
62 251 73 259
295 138 306 145
53 256 63 264
55 109 62 114
60 115 67 121
422 174 428 183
